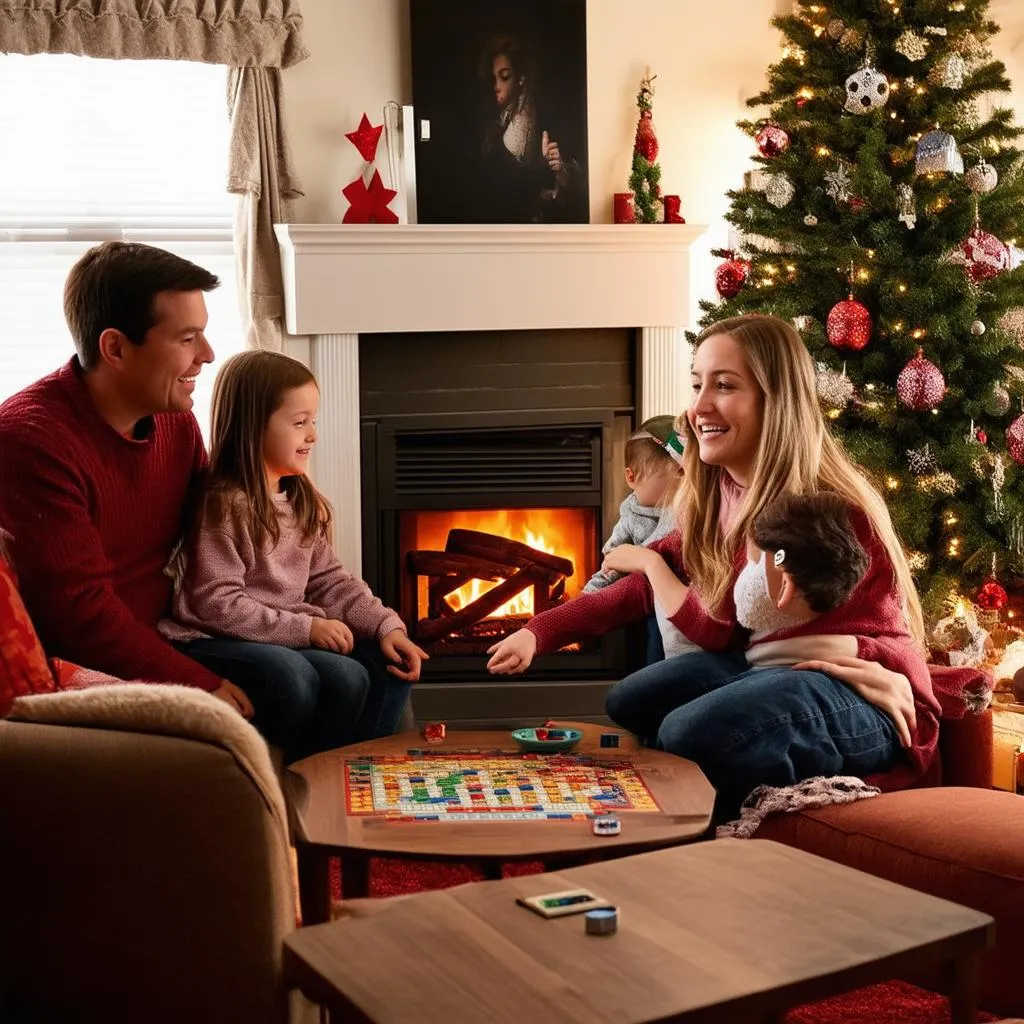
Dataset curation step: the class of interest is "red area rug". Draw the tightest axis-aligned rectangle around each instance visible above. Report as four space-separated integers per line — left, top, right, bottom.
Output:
331 858 999 1023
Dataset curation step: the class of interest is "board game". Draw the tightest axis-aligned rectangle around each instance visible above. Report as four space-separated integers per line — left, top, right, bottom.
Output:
345 752 661 821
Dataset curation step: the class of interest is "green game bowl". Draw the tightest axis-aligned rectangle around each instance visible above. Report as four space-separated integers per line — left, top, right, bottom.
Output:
511 727 583 753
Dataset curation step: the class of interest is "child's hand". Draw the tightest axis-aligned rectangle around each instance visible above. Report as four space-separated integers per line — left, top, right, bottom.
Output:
310 617 354 654
381 629 429 681
601 544 656 577
486 629 537 675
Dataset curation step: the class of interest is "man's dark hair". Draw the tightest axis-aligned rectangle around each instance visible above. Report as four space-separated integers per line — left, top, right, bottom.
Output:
752 492 868 614
63 241 220 371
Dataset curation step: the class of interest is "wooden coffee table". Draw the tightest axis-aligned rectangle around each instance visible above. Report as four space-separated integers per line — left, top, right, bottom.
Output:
284 839 995 1024
284 721 715 924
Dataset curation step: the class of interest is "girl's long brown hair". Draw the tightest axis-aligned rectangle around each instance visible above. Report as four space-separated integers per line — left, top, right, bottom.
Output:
205 351 330 550
677 314 924 645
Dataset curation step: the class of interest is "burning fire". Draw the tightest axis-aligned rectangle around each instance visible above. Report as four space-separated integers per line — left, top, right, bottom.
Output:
410 508 595 621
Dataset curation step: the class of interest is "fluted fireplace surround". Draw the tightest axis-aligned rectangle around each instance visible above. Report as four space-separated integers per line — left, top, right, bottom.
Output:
275 223 706 725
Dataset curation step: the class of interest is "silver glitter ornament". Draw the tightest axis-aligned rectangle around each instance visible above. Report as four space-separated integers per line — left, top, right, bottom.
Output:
816 366 855 411
896 184 917 228
914 131 964 176
895 31 929 61
794 316 814 331
964 160 998 194
928 53 966 90
916 472 958 496
839 28 864 53
764 173 795 209
906 443 937 476
845 66 890 114
997 308 1024 347
970 320 986 336
985 384 1011 417
804 213 818 227
827 18 845 40
824 164 852 203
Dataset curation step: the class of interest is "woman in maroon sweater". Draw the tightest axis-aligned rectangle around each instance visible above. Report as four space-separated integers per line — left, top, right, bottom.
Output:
487 315 938 817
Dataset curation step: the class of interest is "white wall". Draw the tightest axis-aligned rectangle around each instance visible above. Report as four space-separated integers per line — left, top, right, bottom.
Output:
282 0 1024 322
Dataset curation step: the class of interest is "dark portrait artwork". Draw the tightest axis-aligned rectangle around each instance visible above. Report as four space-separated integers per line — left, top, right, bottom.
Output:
409 0 589 225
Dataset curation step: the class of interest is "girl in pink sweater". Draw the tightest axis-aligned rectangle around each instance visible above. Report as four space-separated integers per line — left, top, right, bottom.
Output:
163 351 427 763
487 315 938 817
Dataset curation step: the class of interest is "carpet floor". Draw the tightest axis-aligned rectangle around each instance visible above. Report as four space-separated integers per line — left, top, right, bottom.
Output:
329 857 1001 1024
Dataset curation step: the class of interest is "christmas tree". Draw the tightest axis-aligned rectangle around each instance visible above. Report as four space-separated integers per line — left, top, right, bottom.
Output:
629 72 663 223
696 0 1024 622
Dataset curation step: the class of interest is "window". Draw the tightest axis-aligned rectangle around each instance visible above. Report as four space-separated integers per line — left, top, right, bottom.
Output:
0 54 245 437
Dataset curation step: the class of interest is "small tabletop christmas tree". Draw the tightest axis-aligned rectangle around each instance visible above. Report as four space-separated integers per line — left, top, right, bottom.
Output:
629 71 663 223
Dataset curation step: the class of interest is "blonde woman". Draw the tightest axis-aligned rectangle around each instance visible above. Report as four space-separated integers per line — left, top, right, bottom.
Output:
487 315 939 817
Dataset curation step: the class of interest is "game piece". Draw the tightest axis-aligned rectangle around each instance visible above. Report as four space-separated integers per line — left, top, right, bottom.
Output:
534 727 549 741
516 888 614 919
592 816 622 837
423 723 446 744
585 907 619 936
345 752 660 821
599 733 620 749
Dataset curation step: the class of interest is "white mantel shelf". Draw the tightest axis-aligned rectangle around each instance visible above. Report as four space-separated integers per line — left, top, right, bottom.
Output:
275 222 707 337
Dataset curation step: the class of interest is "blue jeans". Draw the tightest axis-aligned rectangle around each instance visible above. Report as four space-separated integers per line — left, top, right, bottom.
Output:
605 650 901 818
181 637 411 763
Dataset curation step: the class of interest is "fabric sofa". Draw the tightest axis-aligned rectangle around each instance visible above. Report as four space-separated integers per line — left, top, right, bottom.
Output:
0 684 303 1024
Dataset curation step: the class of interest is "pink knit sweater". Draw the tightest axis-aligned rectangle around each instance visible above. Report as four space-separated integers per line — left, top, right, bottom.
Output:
163 490 406 648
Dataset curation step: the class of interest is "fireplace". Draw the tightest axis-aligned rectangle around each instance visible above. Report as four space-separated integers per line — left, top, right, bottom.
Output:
273 222 705 723
359 330 633 681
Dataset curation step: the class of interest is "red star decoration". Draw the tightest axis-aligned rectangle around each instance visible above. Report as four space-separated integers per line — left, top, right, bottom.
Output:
345 113 384 162
342 169 398 224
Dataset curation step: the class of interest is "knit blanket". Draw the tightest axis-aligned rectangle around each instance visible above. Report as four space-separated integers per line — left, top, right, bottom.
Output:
716 776 880 839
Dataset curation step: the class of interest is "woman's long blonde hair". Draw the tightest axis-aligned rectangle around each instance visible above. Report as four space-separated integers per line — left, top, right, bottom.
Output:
678 314 924 644
205 350 330 550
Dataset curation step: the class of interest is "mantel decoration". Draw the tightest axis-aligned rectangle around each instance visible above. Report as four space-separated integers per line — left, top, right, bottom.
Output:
341 112 398 224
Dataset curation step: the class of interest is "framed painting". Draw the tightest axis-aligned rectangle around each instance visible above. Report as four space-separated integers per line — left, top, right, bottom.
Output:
409 0 589 224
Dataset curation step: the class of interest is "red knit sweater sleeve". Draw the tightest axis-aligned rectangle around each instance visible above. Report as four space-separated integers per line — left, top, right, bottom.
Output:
0 421 220 691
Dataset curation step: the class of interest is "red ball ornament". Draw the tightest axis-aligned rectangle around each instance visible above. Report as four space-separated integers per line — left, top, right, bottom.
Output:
826 297 872 350
976 429 988 445
896 348 945 411
714 256 750 299
1007 413 1024 465
960 228 1011 283
756 123 790 158
976 579 1008 611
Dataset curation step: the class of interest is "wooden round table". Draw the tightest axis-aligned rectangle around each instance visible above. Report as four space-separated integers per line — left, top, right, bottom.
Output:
284 721 715 924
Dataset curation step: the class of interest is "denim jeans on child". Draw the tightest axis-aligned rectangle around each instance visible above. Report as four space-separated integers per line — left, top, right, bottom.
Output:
180 636 411 763
605 649 902 819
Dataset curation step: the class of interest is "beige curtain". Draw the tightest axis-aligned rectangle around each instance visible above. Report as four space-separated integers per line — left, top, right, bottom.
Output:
1 0 308 351
227 67 304 351
0 1 308 67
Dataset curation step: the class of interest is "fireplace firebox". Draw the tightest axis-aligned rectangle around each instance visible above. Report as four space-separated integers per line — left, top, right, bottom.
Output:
359 329 637 682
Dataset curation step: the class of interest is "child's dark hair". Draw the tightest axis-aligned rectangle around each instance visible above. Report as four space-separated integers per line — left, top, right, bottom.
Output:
205 351 331 550
752 492 868 613
625 415 683 479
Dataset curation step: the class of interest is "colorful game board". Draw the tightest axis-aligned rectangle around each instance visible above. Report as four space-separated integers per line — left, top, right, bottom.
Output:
345 752 661 821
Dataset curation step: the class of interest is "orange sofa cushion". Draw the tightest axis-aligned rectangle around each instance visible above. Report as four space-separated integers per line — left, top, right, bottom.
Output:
0 556 55 716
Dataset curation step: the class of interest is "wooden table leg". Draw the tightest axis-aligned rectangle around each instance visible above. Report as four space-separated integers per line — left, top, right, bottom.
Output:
949 948 982 1024
296 844 333 926
340 853 371 899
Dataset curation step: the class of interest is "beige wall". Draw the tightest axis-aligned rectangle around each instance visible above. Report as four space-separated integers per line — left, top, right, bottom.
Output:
282 0 1024 316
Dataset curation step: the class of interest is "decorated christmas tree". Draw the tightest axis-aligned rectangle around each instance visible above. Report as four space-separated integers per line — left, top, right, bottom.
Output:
697 0 1024 622
629 72 663 223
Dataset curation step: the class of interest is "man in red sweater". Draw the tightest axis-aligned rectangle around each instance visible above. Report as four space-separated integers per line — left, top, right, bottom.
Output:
0 241 251 718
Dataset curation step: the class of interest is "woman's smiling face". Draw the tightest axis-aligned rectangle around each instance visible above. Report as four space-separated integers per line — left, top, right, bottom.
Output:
686 332 765 486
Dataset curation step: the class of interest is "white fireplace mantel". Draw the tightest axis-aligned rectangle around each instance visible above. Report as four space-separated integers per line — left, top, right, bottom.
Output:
275 222 707 575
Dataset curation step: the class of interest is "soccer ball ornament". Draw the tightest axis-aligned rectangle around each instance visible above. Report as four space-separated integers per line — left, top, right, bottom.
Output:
897 349 945 411
844 66 890 114
756 124 790 158
826 298 872 351
976 579 1009 611
965 160 999 194
1007 414 1024 466
714 256 750 299
960 228 1011 283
